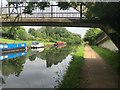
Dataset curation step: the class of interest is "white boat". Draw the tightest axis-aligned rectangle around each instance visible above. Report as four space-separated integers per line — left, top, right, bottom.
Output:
31 41 44 48
31 48 44 52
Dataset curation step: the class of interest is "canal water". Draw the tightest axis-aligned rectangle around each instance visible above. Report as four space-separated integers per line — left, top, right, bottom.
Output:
0 46 76 88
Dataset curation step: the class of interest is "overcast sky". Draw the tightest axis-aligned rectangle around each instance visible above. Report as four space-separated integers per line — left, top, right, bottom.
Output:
24 26 89 38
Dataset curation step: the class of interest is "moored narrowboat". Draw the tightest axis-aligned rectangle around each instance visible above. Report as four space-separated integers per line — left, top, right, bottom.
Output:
0 43 27 53
54 42 64 46
31 41 44 48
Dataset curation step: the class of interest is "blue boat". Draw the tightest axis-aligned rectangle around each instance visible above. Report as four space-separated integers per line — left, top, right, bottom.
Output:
0 51 27 61
0 43 27 52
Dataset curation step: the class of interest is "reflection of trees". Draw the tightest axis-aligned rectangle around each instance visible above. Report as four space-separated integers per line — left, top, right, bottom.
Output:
29 54 37 61
37 46 72 67
2 56 26 78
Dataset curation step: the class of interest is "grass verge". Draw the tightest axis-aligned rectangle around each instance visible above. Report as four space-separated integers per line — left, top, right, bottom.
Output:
0 38 53 47
92 46 120 74
58 46 84 88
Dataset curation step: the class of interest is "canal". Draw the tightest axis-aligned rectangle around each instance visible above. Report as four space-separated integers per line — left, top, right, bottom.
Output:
0 45 76 88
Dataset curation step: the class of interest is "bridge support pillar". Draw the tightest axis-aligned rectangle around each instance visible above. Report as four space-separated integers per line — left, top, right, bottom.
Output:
101 26 120 52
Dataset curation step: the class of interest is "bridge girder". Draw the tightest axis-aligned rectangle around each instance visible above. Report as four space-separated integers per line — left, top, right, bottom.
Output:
1 19 102 28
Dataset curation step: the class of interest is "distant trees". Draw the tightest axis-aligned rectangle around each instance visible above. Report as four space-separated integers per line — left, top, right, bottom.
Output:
15 27 33 40
28 27 82 44
83 28 102 45
2 26 33 40
2 26 82 44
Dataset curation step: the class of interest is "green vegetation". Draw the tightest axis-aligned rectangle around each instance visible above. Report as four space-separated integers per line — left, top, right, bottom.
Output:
28 27 82 44
0 38 53 47
84 2 119 30
1 26 82 45
58 46 84 88
92 46 120 74
83 28 102 45
1 26 33 41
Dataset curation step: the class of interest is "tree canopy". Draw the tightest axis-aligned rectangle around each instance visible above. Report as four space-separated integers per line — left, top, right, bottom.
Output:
1 26 82 44
84 28 102 45
28 27 82 44
1 26 33 40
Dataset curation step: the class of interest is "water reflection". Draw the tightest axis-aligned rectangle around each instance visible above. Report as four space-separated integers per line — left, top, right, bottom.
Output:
0 51 27 61
1 46 74 88
2 56 26 77
38 46 72 67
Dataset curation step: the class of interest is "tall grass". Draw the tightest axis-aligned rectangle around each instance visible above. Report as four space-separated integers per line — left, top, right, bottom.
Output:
92 46 120 74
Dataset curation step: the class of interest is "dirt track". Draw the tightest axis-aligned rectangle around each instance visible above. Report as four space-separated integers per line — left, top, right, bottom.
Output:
80 45 119 88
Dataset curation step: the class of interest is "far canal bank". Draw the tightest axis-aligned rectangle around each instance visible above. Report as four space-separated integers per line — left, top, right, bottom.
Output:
0 38 54 47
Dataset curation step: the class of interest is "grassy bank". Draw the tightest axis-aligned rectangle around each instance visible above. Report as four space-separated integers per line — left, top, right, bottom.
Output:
58 46 84 88
92 46 120 74
0 38 54 46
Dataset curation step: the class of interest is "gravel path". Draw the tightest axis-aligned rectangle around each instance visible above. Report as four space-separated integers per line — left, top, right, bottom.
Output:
80 45 119 88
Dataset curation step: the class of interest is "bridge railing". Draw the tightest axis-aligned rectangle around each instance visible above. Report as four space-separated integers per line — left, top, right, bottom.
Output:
1 5 81 20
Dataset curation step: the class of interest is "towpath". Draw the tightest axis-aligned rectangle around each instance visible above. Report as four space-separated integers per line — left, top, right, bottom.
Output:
80 45 119 88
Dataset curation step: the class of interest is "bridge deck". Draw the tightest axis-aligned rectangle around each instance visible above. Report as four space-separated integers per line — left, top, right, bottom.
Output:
1 18 78 22
0 18 102 27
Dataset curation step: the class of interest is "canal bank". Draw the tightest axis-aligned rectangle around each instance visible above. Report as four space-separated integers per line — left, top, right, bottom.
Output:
0 38 54 47
58 46 84 88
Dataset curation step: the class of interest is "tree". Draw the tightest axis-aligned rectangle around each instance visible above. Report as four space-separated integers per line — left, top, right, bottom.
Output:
2 26 82 44
28 26 82 44
84 2 119 30
84 28 102 45
15 27 28 40
28 28 36 37
2 26 33 41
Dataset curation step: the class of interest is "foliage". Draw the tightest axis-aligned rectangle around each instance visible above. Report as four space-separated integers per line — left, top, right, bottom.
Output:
23 2 37 15
28 27 82 44
57 2 71 10
23 2 50 14
92 46 120 74
83 28 102 45
84 2 119 28
37 2 50 10
1 26 82 44
0 38 53 47
58 46 84 88
2 26 33 41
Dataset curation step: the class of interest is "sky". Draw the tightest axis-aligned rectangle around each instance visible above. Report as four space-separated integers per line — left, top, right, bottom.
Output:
24 26 89 38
